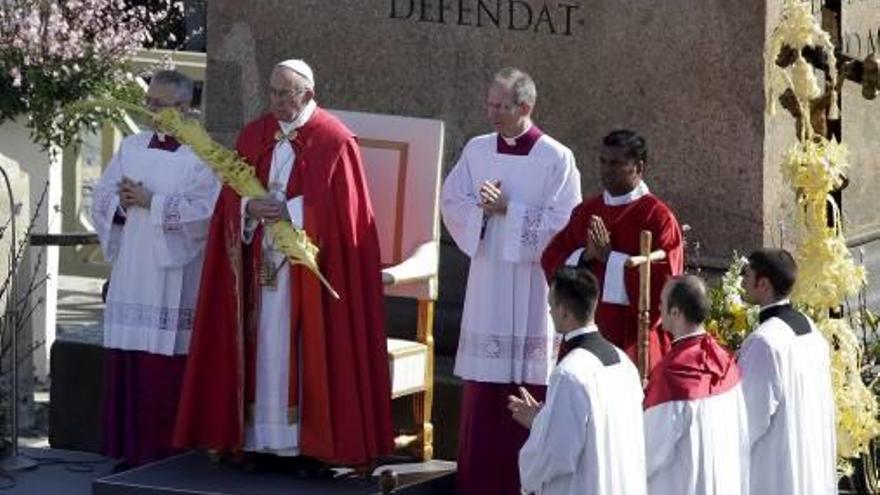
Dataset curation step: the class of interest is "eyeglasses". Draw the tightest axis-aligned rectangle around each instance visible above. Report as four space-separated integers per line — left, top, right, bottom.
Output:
485 101 516 112
269 87 305 99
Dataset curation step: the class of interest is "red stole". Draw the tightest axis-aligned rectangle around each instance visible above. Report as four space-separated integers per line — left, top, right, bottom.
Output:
643 333 741 409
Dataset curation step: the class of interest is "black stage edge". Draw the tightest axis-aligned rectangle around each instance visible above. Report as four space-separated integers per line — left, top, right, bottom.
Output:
93 451 455 495
0 447 117 495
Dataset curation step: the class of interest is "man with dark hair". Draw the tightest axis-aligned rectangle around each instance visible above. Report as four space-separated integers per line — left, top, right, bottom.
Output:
510 267 646 495
739 248 836 494
542 129 684 375
441 68 581 495
643 275 749 495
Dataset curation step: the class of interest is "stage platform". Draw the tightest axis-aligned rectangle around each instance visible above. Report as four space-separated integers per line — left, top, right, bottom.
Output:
93 451 455 495
0 447 117 495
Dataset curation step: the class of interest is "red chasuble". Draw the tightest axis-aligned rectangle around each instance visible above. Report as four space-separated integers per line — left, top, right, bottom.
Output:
541 193 684 371
172 109 393 465
643 333 740 408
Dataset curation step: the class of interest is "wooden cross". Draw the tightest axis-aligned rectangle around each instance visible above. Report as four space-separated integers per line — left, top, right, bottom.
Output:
626 230 667 385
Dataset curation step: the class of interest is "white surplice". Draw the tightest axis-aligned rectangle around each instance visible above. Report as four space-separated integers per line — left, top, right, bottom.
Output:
441 130 581 385
240 101 314 456
92 132 220 356
738 305 837 495
645 387 750 495
519 326 647 495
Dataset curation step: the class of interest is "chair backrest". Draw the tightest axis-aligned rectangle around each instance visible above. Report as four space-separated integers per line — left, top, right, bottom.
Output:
329 109 444 300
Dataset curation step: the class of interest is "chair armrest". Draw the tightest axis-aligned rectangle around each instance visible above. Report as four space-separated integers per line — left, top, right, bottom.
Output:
382 241 439 287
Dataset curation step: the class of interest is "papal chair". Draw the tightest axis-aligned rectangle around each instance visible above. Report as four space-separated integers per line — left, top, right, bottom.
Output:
329 109 444 461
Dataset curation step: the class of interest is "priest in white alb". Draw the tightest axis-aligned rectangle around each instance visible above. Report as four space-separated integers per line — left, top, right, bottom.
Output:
510 267 646 495
738 248 837 495
644 275 749 495
441 67 581 495
92 70 220 465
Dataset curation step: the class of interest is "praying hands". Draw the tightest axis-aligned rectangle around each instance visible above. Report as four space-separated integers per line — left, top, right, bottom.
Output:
507 386 542 429
118 177 153 209
584 215 611 263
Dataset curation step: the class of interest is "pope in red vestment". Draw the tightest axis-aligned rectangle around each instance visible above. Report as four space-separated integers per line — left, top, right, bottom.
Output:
173 60 393 465
542 130 684 372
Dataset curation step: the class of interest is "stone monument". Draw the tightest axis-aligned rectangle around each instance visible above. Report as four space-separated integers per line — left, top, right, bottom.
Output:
202 2 879 447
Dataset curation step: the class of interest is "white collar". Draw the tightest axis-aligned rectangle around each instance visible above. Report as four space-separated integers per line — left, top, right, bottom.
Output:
563 323 599 342
672 327 706 344
278 99 317 136
603 181 650 206
759 298 791 313
500 122 532 146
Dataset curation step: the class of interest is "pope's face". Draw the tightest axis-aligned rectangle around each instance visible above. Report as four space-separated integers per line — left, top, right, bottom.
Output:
485 82 525 137
269 67 312 122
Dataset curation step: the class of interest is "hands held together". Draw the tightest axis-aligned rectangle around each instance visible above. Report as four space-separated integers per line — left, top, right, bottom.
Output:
118 177 152 209
584 215 612 263
478 179 508 216
245 198 290 223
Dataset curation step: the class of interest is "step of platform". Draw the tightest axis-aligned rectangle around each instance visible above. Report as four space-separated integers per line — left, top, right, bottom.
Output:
93 452 455 495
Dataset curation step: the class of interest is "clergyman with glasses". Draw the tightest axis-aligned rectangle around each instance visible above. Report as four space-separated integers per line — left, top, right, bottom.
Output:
439 67 582 495
172 59 394 470
91 69 220 466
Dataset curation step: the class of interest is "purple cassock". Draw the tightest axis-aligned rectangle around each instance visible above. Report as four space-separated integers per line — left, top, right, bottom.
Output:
457 382 546 495
102 350 187 465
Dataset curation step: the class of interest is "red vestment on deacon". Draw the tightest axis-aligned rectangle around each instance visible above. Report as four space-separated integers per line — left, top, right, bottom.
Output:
643 333 748 495
172 109 393 465
541 192 684 371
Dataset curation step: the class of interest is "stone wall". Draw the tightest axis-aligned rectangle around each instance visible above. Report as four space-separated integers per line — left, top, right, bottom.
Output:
203 0 879 353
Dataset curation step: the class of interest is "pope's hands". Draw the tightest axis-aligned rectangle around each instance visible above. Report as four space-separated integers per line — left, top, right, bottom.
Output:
246 198 290 223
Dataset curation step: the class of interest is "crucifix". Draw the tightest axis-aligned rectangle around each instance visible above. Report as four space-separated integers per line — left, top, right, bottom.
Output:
625 230 667 384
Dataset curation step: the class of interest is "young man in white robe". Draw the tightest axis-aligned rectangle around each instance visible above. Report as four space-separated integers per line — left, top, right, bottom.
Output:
738 248 837 495
510 267 646 495
644 275 749 495
440 67 581 495
92 70 220 465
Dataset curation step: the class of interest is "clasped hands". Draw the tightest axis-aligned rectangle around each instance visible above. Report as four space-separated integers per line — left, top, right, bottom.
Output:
478 179 508 216
246 198 290 223
118 177 152 209
584 215 612 263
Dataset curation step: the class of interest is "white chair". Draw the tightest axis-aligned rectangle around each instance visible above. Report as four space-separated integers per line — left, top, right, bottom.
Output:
329 109 444 461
